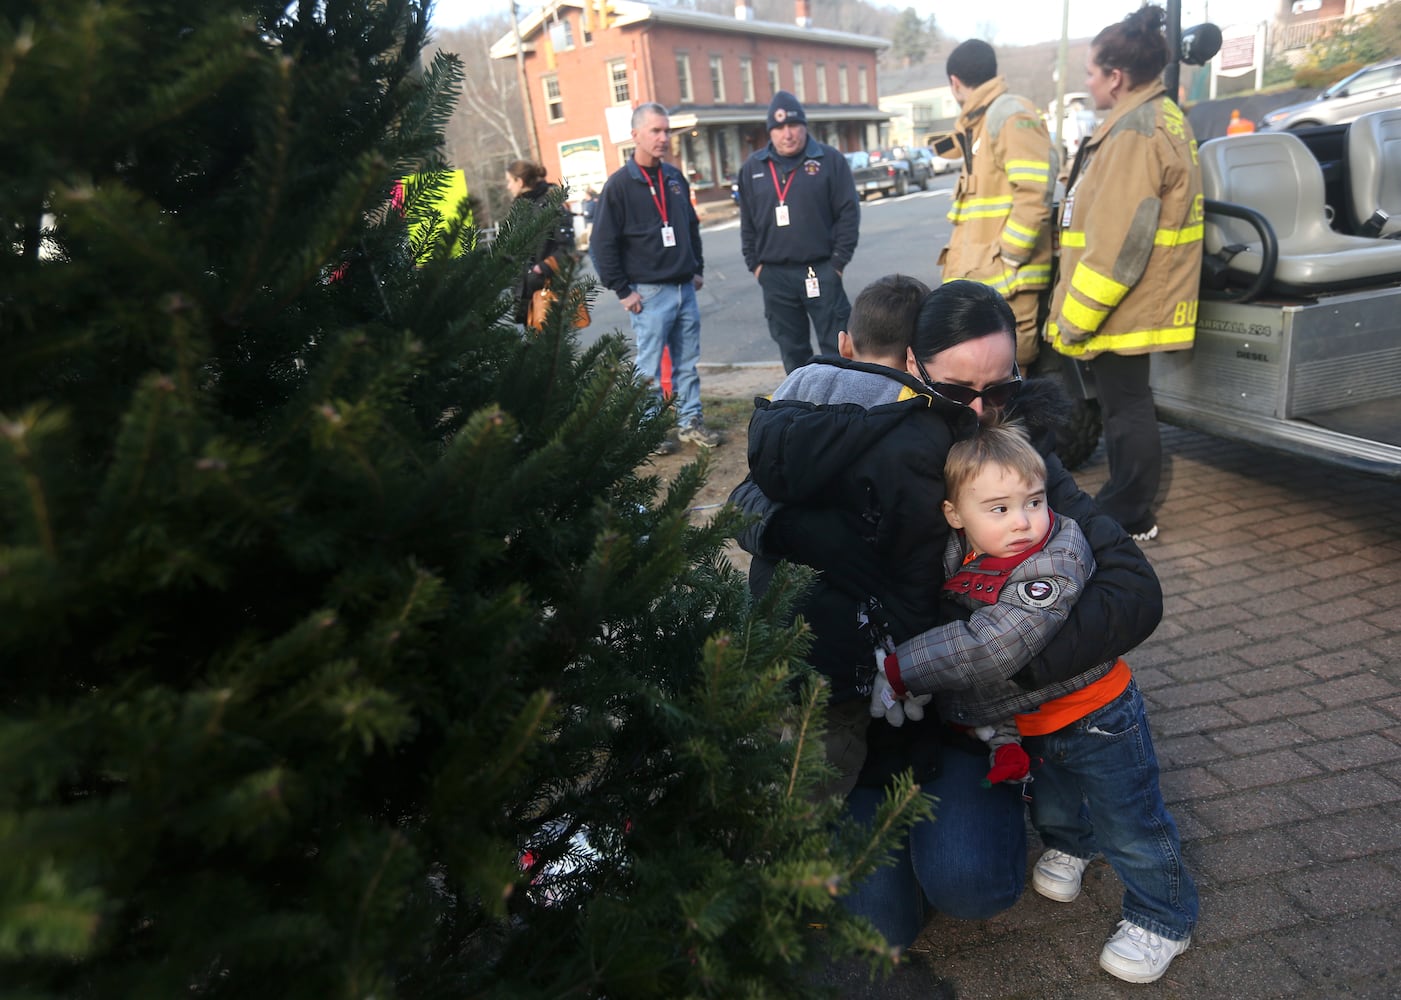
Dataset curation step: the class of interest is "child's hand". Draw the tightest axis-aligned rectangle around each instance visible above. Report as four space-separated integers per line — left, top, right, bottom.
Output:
982 743 1032 787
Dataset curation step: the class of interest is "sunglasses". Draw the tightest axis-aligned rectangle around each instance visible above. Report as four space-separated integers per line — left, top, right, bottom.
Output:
914 358 1023 409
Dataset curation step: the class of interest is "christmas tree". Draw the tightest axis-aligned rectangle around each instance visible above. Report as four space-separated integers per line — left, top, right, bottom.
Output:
0 1 929 996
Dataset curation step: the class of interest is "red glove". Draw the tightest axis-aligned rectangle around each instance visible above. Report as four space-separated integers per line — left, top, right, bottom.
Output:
982 743 1031 787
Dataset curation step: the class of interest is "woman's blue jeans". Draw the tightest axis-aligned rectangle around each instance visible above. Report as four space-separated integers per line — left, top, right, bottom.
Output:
1024 680 1198 941
840 742 1027 949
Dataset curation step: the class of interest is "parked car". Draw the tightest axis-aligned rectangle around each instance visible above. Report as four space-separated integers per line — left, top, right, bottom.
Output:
870 146 932 189
919 144 958 175
1258 57 1401 131
844 150 912 199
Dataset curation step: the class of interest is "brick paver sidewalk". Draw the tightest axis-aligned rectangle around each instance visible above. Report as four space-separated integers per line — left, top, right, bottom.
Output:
833 423 1401 999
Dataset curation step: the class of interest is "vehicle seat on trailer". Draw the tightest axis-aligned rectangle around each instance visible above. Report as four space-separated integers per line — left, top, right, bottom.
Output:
1347 108 1401 237
1201 131 1401 294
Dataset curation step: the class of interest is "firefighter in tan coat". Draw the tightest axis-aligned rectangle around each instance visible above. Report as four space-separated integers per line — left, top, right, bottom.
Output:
1048 5 1204 545
940 40 1056 366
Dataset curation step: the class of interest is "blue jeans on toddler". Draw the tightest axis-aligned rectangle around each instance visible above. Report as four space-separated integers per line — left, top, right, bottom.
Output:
840 739 1027 949
1023 679 1198 941
628 281 702 426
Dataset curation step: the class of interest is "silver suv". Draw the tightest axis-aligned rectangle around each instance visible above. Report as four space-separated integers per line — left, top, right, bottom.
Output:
1259 57 1401 131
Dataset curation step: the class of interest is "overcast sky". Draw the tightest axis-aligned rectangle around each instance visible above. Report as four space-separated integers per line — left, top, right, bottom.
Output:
432 0 1279 48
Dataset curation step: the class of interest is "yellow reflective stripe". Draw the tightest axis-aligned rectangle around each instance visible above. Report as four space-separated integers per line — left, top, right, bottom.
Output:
1070 261 1130 307
1005 218 1039 240
1010 263 1051 289
1061 231 1086 248
1002 220 1039 249
949 204 1015 222
1063 294 1108 331
1155 223 1203 246
952 195 1014 211
1005 159 1050 171
1054 324 1195 358
1007 167 1050 184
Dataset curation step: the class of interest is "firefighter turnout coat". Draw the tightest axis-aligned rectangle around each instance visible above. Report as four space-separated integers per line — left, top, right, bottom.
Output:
941 77 1056 361
1048 83 1204 360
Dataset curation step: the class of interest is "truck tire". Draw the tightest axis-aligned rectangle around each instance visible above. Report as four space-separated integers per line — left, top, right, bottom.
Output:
890 174 908 197
1028 358 1103 471
1054 393 1102 470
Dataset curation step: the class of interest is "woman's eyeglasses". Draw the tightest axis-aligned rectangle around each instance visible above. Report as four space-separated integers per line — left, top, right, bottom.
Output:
914 357 1023 409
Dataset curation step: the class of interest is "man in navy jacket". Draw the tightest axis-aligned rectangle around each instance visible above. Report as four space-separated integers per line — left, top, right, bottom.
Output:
738 90 861 372
591 103 719 450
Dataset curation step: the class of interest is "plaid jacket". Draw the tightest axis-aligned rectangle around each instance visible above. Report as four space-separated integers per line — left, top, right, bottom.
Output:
895 513 1116 726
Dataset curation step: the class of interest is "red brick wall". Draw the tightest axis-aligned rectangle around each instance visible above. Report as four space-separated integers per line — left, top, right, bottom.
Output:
518 9 880 194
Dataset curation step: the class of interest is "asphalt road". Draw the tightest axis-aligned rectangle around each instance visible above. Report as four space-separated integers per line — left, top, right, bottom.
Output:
578 178 958 365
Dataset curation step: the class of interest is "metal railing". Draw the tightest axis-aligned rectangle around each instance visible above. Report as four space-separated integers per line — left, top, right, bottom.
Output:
1273 15 1344 53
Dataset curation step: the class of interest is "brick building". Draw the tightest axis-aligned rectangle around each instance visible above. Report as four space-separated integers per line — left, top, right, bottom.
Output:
490 0 890 206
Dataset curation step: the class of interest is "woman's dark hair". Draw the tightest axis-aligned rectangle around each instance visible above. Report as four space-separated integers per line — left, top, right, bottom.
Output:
506 159 547 188
911 280 1016 363
1092 4 1171 90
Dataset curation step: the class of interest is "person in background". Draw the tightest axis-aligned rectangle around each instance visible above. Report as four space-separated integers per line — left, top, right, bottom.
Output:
940 39 1056 367
1046 3 1204 543
505 159 576 330
579 186 598 249
737 90 861 373
591 103 720 452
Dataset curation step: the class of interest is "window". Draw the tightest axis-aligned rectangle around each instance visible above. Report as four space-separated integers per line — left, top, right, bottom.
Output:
608 59 629 105
792 60 805 101
838 64 849 103
548 17 574 52
816 62 827 102
677 52 693 102
543 75 563 122
740 56 755 103
767 59 780 98
710 55 725 102
858 64 868 104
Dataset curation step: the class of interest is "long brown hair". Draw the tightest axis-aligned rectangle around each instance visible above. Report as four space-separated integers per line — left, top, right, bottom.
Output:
506 159 547 188
1092 4 1171 90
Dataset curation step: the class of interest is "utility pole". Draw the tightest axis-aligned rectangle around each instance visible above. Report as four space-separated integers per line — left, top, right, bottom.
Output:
1054 0 1069 170
1164 0 1183 100
511 0 542 163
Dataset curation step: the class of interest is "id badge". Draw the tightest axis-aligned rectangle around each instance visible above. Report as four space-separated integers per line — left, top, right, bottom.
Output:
775 204 790 227
805 266 820 299
1060 194 1075 228
661 225 676 247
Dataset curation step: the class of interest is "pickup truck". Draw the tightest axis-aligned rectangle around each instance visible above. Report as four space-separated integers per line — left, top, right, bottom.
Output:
843 150 911 200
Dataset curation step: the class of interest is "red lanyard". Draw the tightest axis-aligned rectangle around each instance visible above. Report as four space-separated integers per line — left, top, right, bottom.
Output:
768 160 796 205
642 165 669 226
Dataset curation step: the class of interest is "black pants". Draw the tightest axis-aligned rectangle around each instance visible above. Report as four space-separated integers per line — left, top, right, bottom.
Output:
1089 351 1161 535
757 259 850 372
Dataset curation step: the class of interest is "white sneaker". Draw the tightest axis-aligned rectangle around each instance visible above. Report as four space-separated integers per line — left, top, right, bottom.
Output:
1099 919 1190 984
677 419 721 448
1032 849 1090 902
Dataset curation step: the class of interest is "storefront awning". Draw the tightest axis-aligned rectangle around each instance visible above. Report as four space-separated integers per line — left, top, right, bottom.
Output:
668 105 891 129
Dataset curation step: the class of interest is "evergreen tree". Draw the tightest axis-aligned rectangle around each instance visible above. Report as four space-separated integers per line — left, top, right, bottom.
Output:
0 1 929 996
890 8 931 67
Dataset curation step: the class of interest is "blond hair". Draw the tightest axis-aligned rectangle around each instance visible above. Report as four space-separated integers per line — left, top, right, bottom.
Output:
944 420 1046 505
